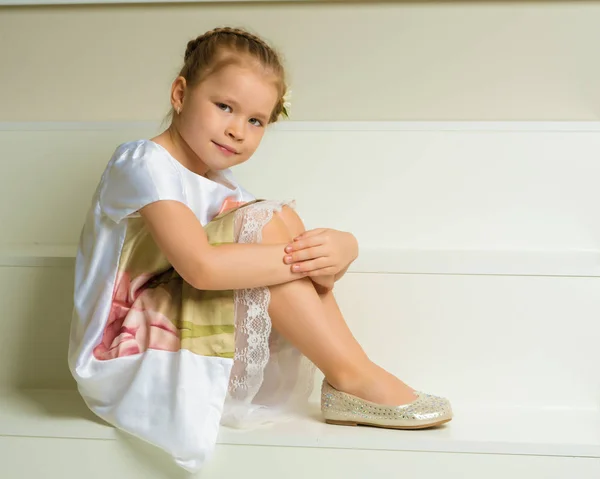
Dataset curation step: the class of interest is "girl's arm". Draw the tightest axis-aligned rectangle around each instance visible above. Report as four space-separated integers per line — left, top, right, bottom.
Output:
140 200 304 290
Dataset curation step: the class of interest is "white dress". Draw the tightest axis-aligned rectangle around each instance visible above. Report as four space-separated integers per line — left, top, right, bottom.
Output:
68 139 315 472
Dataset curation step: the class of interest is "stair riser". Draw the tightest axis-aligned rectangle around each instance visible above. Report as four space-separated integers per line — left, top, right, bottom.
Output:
2 266 597 409
2 124 600 255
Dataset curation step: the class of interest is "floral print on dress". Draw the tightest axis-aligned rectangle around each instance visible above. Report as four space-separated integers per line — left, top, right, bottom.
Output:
93 271 180 360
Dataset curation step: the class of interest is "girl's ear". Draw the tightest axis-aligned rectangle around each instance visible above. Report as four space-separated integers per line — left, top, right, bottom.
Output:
170 76 188 112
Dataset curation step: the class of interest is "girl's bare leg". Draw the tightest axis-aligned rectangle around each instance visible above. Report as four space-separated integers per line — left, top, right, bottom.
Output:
262 207 417 405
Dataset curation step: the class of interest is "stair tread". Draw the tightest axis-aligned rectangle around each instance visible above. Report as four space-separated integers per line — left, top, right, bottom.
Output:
1 389 599 458
2 243 600 276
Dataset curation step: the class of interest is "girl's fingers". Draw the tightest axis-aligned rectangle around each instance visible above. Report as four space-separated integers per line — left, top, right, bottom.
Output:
290 257 331 273
284 246 325 264
285 235 325 253
293 228 327 241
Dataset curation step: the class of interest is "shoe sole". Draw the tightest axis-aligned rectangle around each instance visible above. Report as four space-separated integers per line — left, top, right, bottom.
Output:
325 417 452 430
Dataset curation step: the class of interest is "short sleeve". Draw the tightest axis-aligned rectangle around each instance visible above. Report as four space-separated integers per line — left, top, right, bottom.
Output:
99 141 187 223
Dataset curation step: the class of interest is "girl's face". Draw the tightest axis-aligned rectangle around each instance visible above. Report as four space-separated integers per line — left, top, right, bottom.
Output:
173 63 279 174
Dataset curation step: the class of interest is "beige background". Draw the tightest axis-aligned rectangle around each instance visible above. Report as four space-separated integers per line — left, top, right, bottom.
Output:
1 1 599 121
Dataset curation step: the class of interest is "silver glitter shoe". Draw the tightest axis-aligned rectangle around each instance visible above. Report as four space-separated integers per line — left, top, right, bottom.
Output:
321 379 453 429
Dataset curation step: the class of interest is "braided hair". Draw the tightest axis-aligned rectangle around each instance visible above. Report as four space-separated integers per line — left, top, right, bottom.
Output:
178 27 287 123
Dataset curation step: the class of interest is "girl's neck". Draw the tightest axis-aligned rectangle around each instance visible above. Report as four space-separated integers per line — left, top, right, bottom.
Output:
152 125 210 177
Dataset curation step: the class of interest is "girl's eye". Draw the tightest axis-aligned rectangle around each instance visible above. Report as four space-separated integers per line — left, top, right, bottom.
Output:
249 118 263 127
217 103 232 113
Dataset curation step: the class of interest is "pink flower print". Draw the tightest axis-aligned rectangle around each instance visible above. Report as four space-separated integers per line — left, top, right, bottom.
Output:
217 196 246 216
93 271 181 360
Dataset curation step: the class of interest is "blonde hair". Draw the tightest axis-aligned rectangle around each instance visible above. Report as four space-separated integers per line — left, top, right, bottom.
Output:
176 27 287 123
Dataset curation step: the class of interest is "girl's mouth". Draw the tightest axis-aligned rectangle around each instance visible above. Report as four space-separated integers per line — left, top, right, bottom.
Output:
213 141 238 155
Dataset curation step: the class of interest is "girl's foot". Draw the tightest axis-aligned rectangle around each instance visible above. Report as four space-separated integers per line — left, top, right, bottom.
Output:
321 379 453 430
328 362 418 406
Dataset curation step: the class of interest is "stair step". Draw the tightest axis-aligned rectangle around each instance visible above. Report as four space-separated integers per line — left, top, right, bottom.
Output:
1 389 599 458
2 435 599 479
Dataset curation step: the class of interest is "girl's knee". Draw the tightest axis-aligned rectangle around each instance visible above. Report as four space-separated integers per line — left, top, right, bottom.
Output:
275 206 305 237
261 211 294 243
237 203 303 245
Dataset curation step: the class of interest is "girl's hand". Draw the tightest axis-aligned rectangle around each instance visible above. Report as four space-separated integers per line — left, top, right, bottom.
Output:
283 228 358 277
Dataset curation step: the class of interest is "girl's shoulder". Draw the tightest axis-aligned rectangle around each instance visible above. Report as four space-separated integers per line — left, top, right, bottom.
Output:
109 139 172 169
98 139 186 223
101 138 181 188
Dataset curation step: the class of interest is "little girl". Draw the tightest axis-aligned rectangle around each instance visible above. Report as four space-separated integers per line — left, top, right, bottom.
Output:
68 27 452 473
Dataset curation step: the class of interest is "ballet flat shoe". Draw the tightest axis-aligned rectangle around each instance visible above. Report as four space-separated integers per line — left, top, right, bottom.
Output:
321 379 453 429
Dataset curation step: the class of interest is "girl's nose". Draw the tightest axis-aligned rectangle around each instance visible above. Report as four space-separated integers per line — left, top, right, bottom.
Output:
226 120 245 141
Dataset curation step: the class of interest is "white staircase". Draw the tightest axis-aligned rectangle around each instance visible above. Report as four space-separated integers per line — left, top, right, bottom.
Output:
1 121 599 478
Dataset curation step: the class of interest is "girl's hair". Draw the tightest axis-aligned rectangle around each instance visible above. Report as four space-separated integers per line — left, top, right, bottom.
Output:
177 27 287 124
